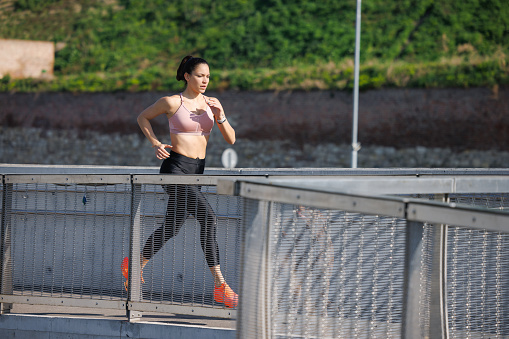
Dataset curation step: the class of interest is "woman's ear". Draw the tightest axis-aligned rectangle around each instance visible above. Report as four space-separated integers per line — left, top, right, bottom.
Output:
184 73 190 82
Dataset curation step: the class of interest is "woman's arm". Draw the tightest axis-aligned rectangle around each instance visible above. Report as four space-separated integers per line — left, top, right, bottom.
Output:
206 97 236 145
215 118 236 145
137 96 177 159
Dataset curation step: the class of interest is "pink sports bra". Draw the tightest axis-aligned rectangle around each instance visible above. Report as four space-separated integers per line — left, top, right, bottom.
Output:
169 94 214 136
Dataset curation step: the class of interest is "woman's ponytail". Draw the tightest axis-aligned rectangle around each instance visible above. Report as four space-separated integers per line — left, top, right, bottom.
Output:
176 55 193 81
175 55 208 83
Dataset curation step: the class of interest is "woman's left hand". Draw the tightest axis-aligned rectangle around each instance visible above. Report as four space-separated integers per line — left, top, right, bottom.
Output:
205 96 224 120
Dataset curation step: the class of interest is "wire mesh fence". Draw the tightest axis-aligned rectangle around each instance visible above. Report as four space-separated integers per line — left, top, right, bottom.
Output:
6 181 131 301
270 204 406 338
0 175 243 317
228 179 509 339
135 183 242 309
446 193 509 338
415 193 509 339
1 170 509 339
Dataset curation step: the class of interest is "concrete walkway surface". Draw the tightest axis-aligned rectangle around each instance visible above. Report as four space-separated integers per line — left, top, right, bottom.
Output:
0 304 236 339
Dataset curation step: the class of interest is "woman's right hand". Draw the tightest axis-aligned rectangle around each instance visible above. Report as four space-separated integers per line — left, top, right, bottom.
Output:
154 143 172 160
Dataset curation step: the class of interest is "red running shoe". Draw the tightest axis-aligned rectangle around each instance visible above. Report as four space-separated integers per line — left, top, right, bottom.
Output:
121 257 144 291
214 283 238 308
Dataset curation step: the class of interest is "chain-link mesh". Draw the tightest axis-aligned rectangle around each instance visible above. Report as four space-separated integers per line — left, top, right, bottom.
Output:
138 183 242 309
0 180 3 218
446 194 509 338
2 174 509 337
268 203 406 338
8 182 131 300
238 191 509 338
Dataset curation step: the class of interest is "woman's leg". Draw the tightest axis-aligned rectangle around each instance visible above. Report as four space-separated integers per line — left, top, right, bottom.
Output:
141 184 189 262
172 177 238 307
209 265 227 287
186 185 221 269
185 186 238 307
141 154 189 264
139 152 237 306
211 263 238 308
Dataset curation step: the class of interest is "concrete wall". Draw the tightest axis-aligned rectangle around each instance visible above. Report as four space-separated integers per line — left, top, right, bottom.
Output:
0 39 54 79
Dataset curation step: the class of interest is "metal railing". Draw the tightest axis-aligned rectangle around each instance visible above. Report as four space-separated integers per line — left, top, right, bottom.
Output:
0 173 244 320
1 167 509 338
216 174 509 339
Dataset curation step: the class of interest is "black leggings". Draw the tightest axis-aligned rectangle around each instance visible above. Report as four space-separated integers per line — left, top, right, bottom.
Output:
142 151 220 267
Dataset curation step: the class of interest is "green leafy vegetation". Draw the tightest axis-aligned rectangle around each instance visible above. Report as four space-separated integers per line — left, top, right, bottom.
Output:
0 0 508 92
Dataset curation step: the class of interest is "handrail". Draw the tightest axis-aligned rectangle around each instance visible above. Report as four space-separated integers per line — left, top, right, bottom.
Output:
217 178 509 232
2 164 509 176
216 176 509 339
1 170 508 338
2 173 509 194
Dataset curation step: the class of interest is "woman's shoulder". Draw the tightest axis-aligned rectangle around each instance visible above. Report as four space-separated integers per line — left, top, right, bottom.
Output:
158 94 181 105
156 94 181 112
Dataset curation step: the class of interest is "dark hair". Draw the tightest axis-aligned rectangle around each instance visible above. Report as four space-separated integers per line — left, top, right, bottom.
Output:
176 55 208 82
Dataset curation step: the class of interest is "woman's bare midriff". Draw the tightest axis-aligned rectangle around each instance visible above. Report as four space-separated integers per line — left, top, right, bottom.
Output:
170 134 209 159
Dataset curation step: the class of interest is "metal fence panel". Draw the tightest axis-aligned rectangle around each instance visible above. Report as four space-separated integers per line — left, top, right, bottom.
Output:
7 182 131 302
0 174 245 318
446 194 509 338
267 204 406 338
135 183 242 312
2 170 509 337
231 181 509 339
0 180 3 219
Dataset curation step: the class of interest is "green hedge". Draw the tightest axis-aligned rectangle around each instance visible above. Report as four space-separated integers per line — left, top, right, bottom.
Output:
0 0 507 92
2 56 507 92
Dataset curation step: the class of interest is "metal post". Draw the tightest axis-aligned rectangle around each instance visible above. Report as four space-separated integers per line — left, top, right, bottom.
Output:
428 195 449 339
237 198 273 339
427 222 448 339
351 0 362 168
401 221 425 338
0 177 13 314
429 194 449 339
127 178 143 321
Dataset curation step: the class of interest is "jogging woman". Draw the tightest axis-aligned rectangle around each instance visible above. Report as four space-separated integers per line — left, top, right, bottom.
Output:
127 55 237 308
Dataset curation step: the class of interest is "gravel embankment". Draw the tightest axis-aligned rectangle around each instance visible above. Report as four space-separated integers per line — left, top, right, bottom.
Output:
2 127 508 168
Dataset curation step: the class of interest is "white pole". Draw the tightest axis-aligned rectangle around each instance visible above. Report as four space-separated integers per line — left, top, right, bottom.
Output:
351 0 362 168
